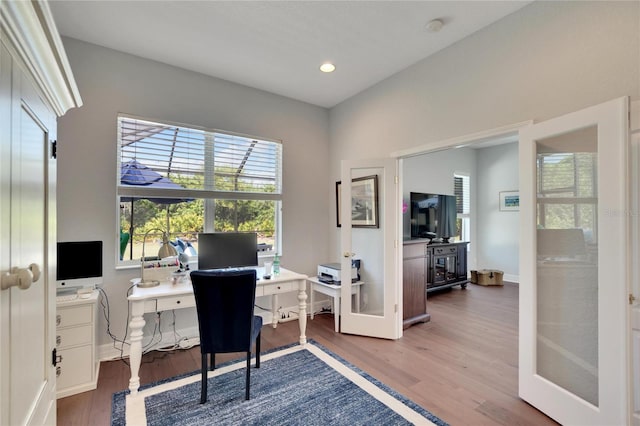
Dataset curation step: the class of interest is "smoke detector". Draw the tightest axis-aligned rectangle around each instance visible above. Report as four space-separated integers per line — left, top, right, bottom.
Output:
425 19 444 33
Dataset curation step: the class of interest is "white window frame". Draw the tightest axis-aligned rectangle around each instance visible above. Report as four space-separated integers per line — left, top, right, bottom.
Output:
116 114 283 267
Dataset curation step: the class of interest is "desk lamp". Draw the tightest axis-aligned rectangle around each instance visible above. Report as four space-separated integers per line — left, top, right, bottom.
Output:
138 228 178 288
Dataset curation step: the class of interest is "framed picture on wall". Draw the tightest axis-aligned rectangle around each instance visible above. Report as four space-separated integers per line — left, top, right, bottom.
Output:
499 190 519 211
336 175 379 228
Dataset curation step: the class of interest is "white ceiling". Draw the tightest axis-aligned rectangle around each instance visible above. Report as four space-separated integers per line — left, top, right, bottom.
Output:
49 1 531 109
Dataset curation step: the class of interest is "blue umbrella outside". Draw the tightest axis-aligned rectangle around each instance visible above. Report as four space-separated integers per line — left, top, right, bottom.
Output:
120 160 193 259
121 159 191 202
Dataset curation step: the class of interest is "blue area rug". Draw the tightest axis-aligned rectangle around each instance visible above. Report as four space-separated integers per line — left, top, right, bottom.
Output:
111 340 447 425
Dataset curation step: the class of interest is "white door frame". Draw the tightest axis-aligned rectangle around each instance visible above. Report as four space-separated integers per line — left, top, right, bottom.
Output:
630 100 640 425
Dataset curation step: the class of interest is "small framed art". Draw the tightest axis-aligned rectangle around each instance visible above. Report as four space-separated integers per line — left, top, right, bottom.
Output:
336 175 379 228
499 190 519 211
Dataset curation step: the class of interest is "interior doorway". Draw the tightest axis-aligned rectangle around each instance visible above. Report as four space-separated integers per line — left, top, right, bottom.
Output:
396 123 526 281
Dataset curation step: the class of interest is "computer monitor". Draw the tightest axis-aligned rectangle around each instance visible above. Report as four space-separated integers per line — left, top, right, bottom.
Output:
537 228 587 259
56 240 103 290
197 232 258 270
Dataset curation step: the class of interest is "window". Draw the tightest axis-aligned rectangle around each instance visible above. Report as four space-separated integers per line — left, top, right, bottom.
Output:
454 174 470 242
537 151 597 243
117 115 282 265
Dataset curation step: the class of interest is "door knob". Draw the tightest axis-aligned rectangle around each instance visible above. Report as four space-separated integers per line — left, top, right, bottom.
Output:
343 252 355 258
1 263 41 290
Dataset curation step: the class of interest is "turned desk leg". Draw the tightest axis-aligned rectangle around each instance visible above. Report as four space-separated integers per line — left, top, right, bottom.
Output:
271 293 279 328
128 301 146 394
297 280 307 345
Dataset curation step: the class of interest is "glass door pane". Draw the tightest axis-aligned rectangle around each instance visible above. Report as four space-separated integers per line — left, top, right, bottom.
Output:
536 125 598 406
347 168 384 319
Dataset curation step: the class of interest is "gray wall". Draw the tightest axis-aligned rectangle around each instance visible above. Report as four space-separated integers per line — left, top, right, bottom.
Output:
57 38 330 354
476 143 519 279
328 1 639 263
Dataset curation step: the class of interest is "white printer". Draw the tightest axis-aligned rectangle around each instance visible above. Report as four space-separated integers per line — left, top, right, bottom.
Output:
317 261 359 284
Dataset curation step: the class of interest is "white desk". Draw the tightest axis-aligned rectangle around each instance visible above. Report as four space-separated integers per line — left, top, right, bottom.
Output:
308 276 364 332
127 268 308 394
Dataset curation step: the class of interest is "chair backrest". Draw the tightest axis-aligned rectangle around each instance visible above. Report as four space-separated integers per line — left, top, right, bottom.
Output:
190 269 258 354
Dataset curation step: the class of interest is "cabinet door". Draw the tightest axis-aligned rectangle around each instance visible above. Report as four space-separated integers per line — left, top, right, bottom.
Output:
456 244 468 280
402 257 426 320
2 46 57 426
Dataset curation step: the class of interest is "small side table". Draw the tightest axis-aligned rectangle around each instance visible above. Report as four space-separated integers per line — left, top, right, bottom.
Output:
308 276 364 332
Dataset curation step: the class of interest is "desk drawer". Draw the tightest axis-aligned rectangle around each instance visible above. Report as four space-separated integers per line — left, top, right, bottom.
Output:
57 305 92 328
262 281 293 295
156 295 195 311
57 324 92 349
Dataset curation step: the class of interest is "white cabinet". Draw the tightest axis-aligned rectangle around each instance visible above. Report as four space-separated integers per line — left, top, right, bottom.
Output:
56 291 100 398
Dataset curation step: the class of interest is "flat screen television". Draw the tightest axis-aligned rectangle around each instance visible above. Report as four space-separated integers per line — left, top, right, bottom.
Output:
197 232 258 270
410 192 457 241
56 240 103 290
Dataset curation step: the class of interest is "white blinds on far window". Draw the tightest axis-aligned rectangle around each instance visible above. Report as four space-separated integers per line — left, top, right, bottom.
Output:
118 116 282 196
454 175 470 215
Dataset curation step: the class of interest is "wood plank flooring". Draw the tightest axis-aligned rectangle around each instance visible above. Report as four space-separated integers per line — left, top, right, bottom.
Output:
57 282 557 425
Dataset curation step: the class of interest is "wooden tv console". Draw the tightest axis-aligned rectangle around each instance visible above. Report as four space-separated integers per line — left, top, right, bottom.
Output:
402 240 469 328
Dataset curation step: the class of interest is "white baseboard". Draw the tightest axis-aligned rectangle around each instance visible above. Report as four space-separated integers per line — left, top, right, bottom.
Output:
504 274 519 283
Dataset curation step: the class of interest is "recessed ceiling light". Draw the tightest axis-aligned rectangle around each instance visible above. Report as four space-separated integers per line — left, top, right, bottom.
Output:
425 19 444 33
320 63 336 73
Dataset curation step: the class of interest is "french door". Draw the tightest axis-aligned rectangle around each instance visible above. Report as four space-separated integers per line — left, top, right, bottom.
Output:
339 158 401 339
519 97 629 424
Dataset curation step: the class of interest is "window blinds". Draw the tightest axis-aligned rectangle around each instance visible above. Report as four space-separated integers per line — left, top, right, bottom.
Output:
118 116 282 196
454 175 470 215
537 153 597 199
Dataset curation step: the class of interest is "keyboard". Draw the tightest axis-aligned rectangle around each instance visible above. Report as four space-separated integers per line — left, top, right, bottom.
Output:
56 293 78 302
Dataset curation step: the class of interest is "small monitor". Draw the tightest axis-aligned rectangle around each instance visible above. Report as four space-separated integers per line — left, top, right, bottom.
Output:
197 232 258 270
56 240 103 290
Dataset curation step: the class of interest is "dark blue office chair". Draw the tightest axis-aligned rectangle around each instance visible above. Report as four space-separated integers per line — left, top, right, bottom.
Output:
190 269 262 403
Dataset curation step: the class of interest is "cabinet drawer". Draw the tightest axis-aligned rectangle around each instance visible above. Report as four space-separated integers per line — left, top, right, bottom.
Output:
156 295 195 311
57 345 93 390
57 305 92 328
57 324 92 349
403 243 426 259
433 246 457 255
262 281 293 295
